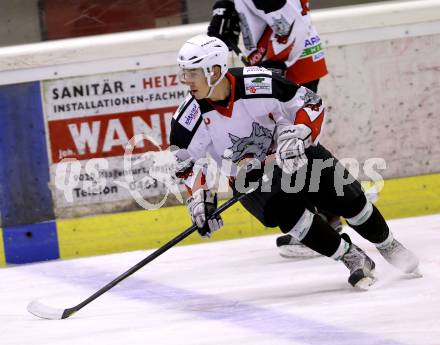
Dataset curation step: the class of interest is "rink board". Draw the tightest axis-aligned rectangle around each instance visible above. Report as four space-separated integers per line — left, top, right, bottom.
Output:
1 172 439 265
56 172 440 259
0 229 5 266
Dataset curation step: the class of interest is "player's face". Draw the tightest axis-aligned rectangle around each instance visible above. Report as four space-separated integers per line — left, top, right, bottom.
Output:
179 68 210 99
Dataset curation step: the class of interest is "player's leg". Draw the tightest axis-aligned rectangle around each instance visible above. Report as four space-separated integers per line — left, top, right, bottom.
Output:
275 143 342 258
299 78 344 234
306 144 420 275
346 200 420 275
276 210 341 257
267 165 322 258
237 176 377 289
274 198 376 289
235 164 322 257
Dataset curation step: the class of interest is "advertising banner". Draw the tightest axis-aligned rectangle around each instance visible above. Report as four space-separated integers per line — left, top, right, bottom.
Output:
42 66 188 210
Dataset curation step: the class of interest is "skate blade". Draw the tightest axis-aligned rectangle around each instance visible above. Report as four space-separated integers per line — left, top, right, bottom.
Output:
354 276 377 290
279 246 321 259
406 267 423 278
280 252 321 259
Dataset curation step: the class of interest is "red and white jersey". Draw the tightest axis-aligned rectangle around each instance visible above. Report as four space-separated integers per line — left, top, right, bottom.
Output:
234 0 328 85
170 67 325 191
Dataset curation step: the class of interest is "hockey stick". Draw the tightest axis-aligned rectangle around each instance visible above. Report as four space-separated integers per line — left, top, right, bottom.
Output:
225 39 250 67
227 39 285 78
27 183 259 320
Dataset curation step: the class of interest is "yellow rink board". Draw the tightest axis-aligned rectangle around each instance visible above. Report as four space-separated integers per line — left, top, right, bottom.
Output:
57 173 440 259
0 228 5 266
373 173 440 219
57 202 271 259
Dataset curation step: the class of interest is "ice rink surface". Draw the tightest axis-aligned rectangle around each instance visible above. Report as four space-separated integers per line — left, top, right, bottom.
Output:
1 214 439 345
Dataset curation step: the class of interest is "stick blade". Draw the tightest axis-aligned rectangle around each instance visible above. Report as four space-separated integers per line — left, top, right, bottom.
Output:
27 300 66 320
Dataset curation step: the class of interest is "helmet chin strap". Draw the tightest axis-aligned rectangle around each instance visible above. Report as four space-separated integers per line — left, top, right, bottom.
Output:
205 69 223 98
206 86 214 98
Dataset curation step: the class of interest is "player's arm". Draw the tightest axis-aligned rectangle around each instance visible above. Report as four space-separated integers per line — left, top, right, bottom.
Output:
269 76 326 173
238 0 307 70
169 98 223 238
169 96 207 192
270 76 325 145
207 0 241 51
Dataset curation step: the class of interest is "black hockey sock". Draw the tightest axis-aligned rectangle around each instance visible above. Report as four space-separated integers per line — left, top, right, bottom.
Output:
300 215 342 257
348 205 390 244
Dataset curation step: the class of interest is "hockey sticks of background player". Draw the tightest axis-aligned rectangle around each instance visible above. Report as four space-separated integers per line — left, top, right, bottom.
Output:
225 38 250 66
225 39 286 77
27 177 265 320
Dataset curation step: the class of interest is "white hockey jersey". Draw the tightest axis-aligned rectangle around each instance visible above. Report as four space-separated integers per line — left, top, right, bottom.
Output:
170 67 325 191
234 0 327 85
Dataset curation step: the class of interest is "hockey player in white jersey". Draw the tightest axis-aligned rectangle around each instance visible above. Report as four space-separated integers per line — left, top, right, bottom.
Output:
207 0 327 97
170 34 420 289
207 0 342 257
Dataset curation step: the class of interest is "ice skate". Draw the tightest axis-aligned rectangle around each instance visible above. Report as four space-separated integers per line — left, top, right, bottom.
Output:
340 234 376 290
376 233 421 277
276 234 320 258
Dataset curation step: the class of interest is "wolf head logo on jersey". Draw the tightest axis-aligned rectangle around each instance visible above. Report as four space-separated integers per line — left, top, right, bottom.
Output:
301 89 322 112
272 15 295 44
222 122 273 164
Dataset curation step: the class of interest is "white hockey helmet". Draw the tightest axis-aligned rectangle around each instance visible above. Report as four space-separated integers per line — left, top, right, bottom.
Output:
177 34 229 90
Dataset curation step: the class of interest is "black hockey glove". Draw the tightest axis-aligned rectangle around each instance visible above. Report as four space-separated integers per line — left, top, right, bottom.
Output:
186 189 223 239
260 60 287 77
207 0 241 50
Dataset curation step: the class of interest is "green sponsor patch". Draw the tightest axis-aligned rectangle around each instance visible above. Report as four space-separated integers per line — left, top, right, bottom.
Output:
300 43 323 58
